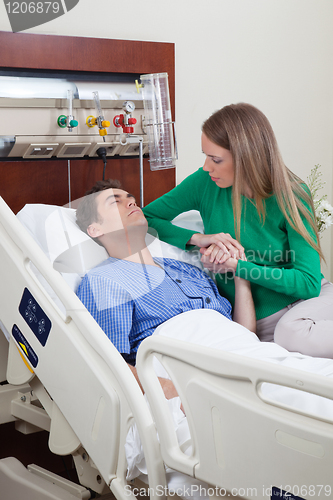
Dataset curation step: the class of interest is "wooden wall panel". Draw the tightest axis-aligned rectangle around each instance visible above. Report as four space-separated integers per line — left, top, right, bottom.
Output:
0 156 176 214
70 157 176 208
0 160 69 213
0 31 176 213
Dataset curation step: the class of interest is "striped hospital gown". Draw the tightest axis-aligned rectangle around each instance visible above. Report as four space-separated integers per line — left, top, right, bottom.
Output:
76 257 232 365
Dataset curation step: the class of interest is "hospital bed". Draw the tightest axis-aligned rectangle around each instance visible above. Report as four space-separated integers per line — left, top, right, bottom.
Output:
0 196 333 500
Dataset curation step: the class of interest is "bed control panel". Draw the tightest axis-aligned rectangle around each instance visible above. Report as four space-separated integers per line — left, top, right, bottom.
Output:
19 288 51 347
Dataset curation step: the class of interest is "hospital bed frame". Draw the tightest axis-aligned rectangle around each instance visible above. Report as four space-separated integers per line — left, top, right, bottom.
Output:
137 333 333 500
0 195 167 500
0 193 333 499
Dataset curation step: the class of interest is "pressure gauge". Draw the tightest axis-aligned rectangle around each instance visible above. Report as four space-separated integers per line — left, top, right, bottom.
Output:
123 101 135 113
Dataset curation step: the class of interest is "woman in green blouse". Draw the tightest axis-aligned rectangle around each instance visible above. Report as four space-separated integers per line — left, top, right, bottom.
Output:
143 103 333 357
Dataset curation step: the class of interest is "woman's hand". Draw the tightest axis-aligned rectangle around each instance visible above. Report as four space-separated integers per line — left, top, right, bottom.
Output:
189 232 245 260
200 254 238 274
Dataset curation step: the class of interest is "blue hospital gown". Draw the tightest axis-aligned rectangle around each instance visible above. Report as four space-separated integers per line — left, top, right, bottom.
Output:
76 257 232 365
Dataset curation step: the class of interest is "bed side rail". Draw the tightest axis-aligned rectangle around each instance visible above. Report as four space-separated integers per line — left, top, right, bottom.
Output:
0 196 166 500
137 335 333 500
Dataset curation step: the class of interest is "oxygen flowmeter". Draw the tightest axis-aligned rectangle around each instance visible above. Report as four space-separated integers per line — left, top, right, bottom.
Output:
57 90 78 132
86 91 110 141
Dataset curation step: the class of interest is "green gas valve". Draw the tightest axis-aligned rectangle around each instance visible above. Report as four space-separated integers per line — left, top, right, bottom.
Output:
57 115 78 129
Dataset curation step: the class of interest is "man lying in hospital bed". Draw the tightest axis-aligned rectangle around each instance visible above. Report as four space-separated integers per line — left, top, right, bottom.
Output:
15 182 333 499
74 179 256 399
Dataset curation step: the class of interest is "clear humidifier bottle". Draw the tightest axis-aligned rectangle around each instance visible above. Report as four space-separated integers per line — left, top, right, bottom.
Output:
140 72 177 171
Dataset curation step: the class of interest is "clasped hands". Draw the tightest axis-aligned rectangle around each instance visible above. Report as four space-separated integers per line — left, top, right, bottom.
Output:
190 232 245 274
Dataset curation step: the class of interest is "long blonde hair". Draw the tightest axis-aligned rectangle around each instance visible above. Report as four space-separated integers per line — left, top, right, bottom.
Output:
202 103 324 260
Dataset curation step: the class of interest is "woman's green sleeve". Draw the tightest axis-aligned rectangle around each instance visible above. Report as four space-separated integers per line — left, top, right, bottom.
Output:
143 169 204 249
236 215 322 299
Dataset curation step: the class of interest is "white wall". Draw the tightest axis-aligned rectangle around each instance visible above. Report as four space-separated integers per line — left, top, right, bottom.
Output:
1 0 333 276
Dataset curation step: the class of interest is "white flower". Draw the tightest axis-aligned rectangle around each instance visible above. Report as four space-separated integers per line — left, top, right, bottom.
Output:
318 199 333 212
308 165 333 236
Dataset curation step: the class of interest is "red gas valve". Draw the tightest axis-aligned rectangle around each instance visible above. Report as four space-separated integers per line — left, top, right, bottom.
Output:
113 114 137 134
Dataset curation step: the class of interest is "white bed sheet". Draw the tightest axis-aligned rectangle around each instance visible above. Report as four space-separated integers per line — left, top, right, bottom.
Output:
126 309 333 490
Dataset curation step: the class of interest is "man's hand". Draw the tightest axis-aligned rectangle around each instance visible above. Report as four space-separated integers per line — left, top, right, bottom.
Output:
159 377 185 414
128 364 184 412
200 253 238 274
158 377 179 400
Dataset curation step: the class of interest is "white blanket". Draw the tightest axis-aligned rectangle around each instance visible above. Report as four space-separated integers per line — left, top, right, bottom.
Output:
126 310 333 496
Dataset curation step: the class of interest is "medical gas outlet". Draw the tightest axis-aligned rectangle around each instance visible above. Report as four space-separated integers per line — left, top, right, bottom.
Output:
57 115 79 131
113 101 137 134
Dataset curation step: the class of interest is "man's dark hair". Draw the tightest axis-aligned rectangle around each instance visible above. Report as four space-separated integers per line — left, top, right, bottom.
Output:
76 179 121 235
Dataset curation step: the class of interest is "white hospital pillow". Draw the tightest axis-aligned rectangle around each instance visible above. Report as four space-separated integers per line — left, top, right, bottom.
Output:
172 210 204 233
16 204 204 294
148 210 204 268
16 204 106 265
17 204 108 292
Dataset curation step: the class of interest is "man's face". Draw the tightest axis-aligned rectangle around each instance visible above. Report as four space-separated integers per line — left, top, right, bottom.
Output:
87 188 147 239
